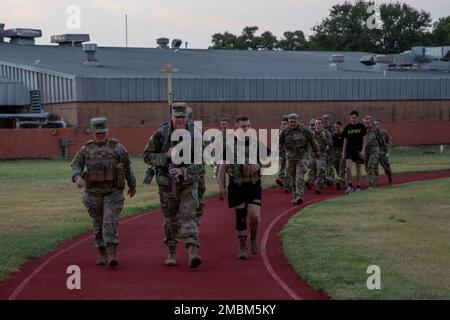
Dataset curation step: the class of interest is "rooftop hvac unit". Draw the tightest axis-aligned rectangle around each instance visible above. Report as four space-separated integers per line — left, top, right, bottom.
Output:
157 38 169 49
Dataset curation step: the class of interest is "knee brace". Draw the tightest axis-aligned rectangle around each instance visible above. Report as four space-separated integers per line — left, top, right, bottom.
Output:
235 208 248 231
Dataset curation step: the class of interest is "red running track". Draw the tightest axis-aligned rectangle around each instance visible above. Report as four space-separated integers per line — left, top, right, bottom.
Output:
1 171 449 300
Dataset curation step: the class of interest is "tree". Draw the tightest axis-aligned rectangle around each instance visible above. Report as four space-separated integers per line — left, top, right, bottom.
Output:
276 31 308 51
238 26 260 50
308 1 433 53
432 16 450 46
210 31 239 49
258 31 279 50
379 2 433 52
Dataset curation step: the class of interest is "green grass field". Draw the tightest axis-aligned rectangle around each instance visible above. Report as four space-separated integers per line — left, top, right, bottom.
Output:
282 178 450 299
0 145 449 282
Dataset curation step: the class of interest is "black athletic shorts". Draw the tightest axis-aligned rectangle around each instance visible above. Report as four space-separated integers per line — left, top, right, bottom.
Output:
345 148 363 164
227 181 262 208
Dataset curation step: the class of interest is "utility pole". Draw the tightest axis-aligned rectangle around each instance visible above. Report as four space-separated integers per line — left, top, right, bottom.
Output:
125 14 128 47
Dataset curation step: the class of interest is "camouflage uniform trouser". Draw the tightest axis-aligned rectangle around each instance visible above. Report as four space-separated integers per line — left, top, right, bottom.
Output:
307 156 317 185
278 156 290 189
365 151 380 187
278 156 287 180
287 159 308 199
313 156 327 192
196 174 206 224
332 148 345 183
158 182 200 248
379 151 392 175
82 190 124 248
325 150 334 184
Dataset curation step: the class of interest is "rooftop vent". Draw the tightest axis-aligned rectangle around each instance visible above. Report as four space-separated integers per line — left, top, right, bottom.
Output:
374 55 393 71
329 54 345 71
82 43 100 66
51 34 90 47
360 55 376 66
4 28 42 45
171 39 182 49
157 37 169 49
0 23 4 43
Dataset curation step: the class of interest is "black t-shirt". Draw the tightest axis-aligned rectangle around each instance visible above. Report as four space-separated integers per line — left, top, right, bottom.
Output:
343 123 367 151
332 132 344 149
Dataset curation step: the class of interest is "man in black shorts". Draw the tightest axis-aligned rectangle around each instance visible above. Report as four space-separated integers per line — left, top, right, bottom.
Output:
218 116 271 260
342 110 367 194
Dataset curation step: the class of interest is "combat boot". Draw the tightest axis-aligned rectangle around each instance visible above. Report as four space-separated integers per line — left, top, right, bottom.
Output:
250 236 259 255
238 236 248 260
97 246 107 265
106 243 119 267
188 245 202 268
165 246 177 267
387 171 393 184
292 196 303 205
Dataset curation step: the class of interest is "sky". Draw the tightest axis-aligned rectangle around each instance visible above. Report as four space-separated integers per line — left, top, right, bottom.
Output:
1 0 449 49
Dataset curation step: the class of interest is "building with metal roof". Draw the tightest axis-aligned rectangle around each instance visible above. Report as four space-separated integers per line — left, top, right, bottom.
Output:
1 43 450 104
0 39 450 134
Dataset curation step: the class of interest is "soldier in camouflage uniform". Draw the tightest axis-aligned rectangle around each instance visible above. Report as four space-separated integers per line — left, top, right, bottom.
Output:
71 117 137 267
218 116 271 260
332 121 346 189
311 119 333 194
306 118 316 190
213 118 230 179
280 113 318 205
363 115 382 188
186 106 207 226
322 114 335 186
144 103 203 268
276 115 289 192
374 120 393 184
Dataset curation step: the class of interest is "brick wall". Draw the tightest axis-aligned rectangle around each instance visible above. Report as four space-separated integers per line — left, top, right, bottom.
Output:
44 100 450 128
1 122 449 159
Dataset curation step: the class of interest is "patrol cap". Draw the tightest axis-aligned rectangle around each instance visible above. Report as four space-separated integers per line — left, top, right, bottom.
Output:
322 114 332 121
288 113 299 121
282 115 289 122
309 118 316 126
172 102 188 117
90 117 109 133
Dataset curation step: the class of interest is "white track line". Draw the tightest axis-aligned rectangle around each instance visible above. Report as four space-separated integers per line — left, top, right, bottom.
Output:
7 196 220 300
260 197 329 301
8 210 154 300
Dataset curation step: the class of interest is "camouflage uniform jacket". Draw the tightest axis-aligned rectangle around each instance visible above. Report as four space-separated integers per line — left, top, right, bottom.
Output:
379 127 393 153
279 125 318 161
365 128 383 154
312 129 333 157
71 139 136 194
143 124 202 187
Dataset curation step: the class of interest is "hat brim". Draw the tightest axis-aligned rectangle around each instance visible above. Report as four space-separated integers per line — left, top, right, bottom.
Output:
93 129 109 133
172 112 187 117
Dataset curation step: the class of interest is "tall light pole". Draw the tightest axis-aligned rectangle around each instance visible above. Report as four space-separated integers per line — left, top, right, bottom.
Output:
125 14 128 47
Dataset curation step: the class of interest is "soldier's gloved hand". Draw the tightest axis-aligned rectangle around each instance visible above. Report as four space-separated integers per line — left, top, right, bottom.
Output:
127 187 136 198
75 176 86 189
169 168 183 178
